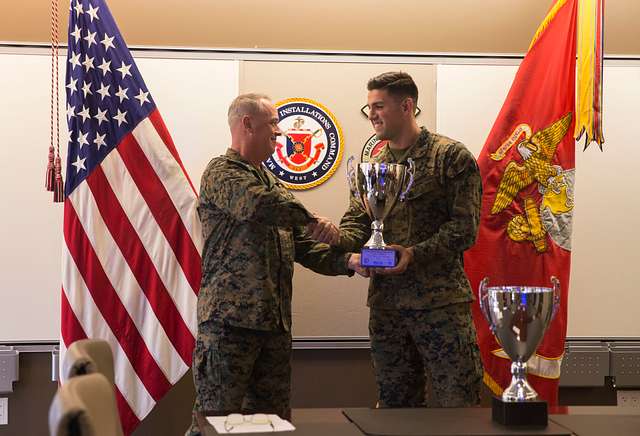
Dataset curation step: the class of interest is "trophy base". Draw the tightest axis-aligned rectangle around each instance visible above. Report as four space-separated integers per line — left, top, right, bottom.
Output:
361 247 397 268
491 396 548 427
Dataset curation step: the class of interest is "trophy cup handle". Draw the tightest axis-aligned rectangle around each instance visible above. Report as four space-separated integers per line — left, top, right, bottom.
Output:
399 158 415 201
550 276 561 320
346 156 358 197
478 277 495 333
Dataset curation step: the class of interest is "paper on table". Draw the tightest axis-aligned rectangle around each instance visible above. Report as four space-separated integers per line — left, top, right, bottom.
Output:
206 414 296 433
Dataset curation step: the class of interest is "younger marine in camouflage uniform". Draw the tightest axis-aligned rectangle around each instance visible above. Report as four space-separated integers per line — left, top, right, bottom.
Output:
188 95 350 435
340 72 483 408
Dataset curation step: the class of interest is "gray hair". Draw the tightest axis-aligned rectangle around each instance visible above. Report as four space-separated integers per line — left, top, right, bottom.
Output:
227 93 271 126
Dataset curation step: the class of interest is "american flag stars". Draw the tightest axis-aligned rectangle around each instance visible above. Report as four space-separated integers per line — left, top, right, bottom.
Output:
69 52 81 70
70 25 82 43
83 30 97 48
86 4 100 22
96 82 110 100
65 0 154 185
97 58 111 75
71 155 86 172
116 61 132 79
100 34 115 51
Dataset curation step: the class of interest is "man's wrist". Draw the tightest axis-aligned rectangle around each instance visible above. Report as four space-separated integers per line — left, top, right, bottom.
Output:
345 253 353 270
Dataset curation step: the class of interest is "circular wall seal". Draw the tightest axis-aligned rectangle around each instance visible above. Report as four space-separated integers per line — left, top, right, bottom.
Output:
264 98 344 190
361 134 388 162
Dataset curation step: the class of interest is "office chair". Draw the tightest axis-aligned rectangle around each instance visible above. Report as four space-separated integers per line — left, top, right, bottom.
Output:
62 339 115 385
49 373 124 436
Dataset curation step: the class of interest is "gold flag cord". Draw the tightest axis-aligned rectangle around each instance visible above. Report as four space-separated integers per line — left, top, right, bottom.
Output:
49 0 64 202
575 0 605 149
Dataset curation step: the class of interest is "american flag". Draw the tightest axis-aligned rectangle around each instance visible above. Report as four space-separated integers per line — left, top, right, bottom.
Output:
61 1 202 433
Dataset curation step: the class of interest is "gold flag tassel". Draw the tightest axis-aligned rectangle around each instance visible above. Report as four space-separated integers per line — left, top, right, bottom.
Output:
529 0 570 51
574 0 605 150
45 145 55 192
48 0 64 202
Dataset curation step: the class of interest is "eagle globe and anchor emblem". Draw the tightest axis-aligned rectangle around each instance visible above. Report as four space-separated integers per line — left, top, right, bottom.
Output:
491 112 575 253
264 98 344 190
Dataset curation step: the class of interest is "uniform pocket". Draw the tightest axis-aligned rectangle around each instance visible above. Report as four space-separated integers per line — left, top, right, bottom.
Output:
452 307 484 384
277 228 295 264
406 178 444 241
194 322 224 404
405 177 438 201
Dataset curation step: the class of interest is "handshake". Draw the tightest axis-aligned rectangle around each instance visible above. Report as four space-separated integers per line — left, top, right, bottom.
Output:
305 214 340 246
305 214 414 277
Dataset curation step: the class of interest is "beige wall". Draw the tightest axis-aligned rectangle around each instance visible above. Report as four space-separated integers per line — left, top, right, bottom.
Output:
2 1 639 55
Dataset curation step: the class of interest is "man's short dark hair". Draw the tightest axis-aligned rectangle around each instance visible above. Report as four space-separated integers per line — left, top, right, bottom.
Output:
367 72 418 106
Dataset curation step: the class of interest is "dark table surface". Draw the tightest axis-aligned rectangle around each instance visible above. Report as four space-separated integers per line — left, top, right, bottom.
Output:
197 406 640 435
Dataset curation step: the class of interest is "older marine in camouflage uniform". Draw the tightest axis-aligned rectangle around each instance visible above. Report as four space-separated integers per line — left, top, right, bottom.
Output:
340 71 483 408
187 94 350 436
189 151 350 429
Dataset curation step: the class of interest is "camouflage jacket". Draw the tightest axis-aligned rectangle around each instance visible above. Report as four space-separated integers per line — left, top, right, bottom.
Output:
339 128 482 309
197 148 350 332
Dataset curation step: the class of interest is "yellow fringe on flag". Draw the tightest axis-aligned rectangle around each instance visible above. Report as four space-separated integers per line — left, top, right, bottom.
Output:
529 0 570 50
575 0 605 148
483 370 504 396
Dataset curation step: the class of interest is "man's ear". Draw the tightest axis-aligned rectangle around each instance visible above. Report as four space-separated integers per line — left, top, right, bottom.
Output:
401 98 414 116
242 115 252 132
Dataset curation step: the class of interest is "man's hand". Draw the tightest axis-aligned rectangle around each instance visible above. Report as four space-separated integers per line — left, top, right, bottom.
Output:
306 215 340 245
372 245 414 275
347 253 370 277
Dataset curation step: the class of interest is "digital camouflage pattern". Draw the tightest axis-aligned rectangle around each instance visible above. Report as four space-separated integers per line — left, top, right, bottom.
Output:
339 128 482 310
186 321 292 436
189 148 350 435
339 127 483 407
197 148 351 332
369 304 483 407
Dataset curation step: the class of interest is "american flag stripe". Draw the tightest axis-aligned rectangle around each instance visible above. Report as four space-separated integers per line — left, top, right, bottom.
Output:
131 115 202 255
85 160 195 365
61 290 85 350
147 110 198 196
63 201 173 400
100 148 198 338
62 2 201 432
118 132 202 294
62 248 158 417
115 388 141 433
75 168 192 375
62 281 155 422
62 291 142 431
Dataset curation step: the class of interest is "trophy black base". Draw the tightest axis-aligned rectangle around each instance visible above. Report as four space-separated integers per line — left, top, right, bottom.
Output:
360 247 397 268
492 396 548 427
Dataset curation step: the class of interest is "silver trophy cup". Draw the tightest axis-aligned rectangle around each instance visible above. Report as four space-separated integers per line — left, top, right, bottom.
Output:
479 277 560 402
346 156 414 267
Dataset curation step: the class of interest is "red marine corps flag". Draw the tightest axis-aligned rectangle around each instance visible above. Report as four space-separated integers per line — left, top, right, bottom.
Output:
465 0 604 405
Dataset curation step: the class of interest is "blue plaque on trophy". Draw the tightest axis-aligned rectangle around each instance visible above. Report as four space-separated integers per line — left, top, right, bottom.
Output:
361 247 397 268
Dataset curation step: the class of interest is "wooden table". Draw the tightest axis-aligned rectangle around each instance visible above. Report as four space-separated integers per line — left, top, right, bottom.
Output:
197 406 640 435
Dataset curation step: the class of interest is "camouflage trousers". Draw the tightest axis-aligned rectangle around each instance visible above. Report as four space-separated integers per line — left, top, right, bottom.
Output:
186 321 292 436
369 302 483 408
